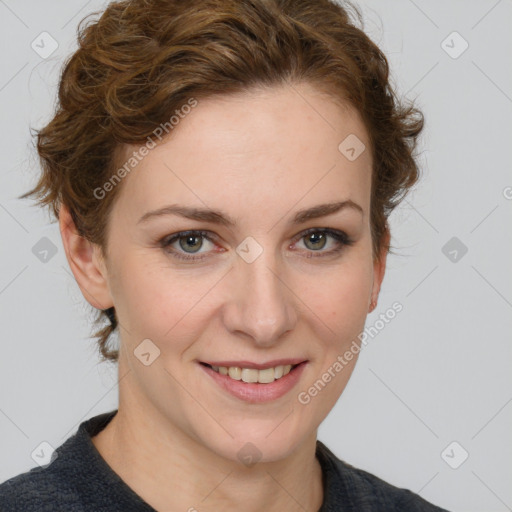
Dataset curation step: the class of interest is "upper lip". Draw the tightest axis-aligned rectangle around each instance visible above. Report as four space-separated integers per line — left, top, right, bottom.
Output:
200 358 307 370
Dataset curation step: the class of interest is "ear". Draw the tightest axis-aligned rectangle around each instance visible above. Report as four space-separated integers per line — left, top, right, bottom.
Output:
369 227 390 311
59 203 114 311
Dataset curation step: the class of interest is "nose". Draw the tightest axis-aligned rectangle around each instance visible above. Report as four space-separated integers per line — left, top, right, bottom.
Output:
222 250 298 347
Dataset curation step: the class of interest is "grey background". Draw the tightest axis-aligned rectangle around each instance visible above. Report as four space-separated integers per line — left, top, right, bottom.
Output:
1 1 511 511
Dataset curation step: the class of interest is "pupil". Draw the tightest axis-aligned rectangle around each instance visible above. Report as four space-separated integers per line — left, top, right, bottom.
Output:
306 232 326 250
180 235 202 253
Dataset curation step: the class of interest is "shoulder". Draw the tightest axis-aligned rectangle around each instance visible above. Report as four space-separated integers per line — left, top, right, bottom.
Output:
0 410 145 512
0 463 83 512
341 463 448 511
0 412 117 512
317 441 450 511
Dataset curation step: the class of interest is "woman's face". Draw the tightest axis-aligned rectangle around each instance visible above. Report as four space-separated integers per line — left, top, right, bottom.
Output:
95 82 386 463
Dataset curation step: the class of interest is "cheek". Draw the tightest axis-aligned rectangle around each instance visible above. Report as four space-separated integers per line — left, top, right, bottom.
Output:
106 252 176 335
307 258 373 337
112 255 222 344
111 238 373 347
302 264 371 409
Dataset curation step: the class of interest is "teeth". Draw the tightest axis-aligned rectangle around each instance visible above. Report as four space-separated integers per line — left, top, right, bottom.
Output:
241 368 259 383
228 367 242 380
256 367 274 384
210 364 296 383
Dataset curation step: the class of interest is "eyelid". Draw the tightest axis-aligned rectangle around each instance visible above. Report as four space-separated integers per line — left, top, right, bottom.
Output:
290 227 353 254
159 230 220 262
291 226 348 243
160 227 353 261
161 230 217 246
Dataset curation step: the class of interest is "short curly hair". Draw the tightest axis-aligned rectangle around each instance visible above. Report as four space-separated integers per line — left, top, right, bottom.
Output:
20 0 424 363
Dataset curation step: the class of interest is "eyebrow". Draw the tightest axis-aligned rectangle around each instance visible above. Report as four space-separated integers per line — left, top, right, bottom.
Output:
137 200 363 227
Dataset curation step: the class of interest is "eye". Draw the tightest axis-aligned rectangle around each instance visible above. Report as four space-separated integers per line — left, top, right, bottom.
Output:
160 227 354 262
292 228 353 257
160 230 218 261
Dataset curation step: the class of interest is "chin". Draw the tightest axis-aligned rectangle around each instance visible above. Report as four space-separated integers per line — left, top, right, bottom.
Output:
199 419 312 466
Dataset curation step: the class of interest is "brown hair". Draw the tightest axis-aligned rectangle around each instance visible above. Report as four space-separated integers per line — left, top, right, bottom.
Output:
20 0 424 363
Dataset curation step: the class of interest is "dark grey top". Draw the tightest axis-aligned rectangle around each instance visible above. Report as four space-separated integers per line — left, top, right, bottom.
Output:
0 410 449 511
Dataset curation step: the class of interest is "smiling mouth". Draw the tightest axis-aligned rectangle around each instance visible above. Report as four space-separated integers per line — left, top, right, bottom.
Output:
200 362 302 384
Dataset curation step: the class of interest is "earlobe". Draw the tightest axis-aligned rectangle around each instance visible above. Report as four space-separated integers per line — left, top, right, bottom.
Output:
59 204 114 311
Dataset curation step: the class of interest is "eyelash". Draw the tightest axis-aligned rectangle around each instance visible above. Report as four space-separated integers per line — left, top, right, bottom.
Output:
159 228 354 262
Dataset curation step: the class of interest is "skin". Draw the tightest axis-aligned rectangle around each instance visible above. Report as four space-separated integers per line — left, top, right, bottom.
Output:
60 81 389 512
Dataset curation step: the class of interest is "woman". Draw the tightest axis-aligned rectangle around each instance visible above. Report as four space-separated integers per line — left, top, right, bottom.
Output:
0 0 449 510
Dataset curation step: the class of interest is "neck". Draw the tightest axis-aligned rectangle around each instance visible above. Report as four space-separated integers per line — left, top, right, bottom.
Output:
92 374 324 512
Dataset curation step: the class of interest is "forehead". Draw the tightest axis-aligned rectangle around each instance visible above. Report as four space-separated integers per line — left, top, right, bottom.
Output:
113 82 372 221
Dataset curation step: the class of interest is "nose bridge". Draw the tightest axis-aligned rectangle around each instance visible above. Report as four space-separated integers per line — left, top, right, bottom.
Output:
226 245 296 345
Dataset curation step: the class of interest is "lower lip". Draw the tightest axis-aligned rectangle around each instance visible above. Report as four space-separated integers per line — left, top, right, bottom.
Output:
199 362 308 403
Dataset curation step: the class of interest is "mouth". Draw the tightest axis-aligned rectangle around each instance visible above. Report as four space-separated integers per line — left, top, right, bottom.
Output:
198 360 308 403
199 362 303 384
